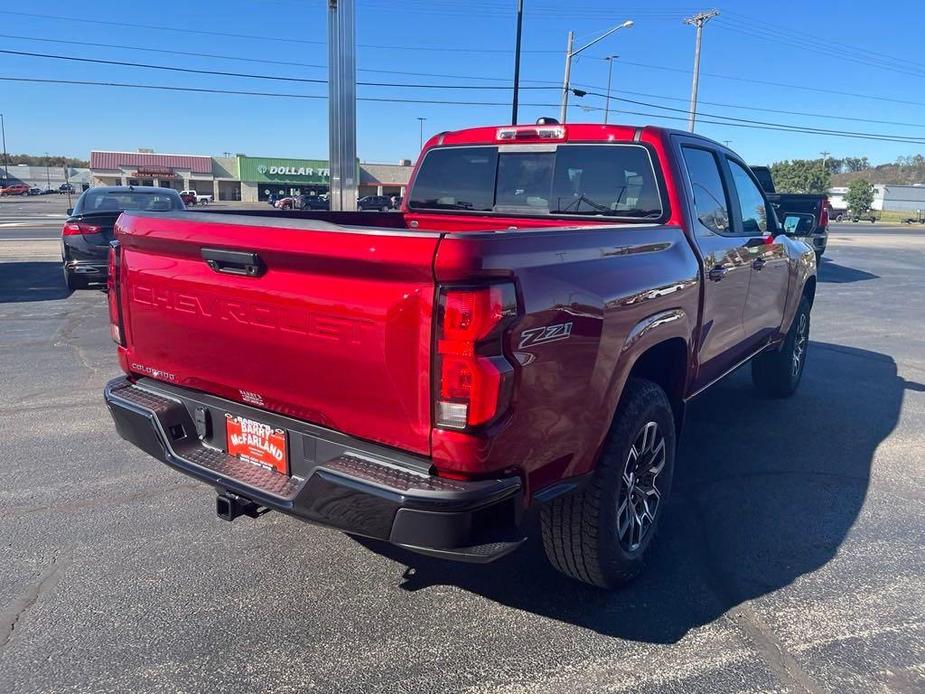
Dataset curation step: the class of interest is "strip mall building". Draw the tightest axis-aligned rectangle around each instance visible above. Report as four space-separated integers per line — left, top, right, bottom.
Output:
89 151 413 202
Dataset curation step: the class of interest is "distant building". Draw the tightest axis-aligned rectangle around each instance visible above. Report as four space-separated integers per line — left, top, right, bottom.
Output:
872 184 925 213
0 164 89 191
828 182 925 214
88 150 414 202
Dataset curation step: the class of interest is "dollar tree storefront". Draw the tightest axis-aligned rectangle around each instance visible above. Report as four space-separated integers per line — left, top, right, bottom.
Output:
237 155 350 202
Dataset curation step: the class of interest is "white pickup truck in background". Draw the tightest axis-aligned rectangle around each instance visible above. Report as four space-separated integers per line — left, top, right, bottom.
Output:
181 190 212 204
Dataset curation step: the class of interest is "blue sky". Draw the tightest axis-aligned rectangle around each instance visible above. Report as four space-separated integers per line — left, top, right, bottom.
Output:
1 0 923 166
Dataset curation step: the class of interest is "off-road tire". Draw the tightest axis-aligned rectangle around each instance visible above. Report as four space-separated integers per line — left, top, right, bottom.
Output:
751 295 811 398
541 378 676 589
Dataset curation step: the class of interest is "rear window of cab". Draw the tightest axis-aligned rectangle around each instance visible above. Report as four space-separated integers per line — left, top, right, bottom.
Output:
409 144 664 221
76 191 183 214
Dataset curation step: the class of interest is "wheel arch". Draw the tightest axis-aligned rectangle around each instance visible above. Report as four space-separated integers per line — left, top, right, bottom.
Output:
623 336 688 436
803 275 817 307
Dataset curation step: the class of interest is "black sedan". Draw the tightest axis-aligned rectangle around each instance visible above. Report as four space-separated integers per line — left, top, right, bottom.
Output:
62 186 185 290
357 195 393 211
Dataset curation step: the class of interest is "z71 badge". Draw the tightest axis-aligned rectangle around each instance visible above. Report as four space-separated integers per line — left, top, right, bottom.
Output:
518 322 573 349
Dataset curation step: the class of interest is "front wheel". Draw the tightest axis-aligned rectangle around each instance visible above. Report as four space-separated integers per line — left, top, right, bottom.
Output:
541 378 676 589
751 295 810 398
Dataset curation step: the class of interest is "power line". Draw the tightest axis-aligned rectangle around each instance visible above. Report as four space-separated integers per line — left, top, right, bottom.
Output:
5 74 925 146
576 89 925 144
722 9 925 70
4 14 924 106
570 79 925 129
714 18 925 80
0 10 561 53
0 48 561 90
0 32 562 85
0 76 571 108
611 58 925 107
719 11 925 76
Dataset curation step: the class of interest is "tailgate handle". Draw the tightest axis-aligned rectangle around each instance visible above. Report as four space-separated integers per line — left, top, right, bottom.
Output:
201 248 265 277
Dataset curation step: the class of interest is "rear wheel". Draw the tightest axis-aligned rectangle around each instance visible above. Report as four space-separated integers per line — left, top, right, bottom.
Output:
63 267 86 291
541 378 675 588
751 296 810 398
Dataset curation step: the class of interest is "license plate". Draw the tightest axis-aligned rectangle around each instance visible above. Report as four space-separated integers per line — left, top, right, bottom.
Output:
225 414 288 475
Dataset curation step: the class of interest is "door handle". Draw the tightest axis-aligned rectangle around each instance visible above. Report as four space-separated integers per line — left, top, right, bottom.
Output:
708 265 727 282
752 257 766 271
201 248 265 277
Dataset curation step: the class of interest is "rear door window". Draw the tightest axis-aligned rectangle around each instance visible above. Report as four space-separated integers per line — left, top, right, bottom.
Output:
727 160 769 234
681 147 731 234
409 147 497 211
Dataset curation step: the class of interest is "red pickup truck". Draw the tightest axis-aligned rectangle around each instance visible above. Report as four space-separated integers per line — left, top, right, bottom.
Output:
104 121 816 588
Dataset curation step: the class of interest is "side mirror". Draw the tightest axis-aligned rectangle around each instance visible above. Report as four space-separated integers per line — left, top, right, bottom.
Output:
782 213 815 235
66 208 73 215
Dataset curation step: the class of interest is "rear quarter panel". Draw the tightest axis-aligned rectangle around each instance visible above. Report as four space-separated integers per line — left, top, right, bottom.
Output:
433 224 700 493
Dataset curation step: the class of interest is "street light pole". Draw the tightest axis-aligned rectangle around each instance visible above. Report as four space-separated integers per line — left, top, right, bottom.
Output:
604 55 618 124
559 20 633 123
684 9 719 132
511 0 524 125
45 152 51 189
559 31 574 123
417 117 427 154
0 114 8 185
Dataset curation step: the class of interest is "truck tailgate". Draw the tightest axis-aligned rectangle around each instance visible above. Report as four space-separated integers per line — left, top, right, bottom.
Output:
115 211 440 455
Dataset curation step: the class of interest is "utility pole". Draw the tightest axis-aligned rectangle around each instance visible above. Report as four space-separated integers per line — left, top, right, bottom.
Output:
417 117 427 155
684 9 719 132
327 0 358 211
604 55 618 124
0 114 8 185
722 140 732 147
511 0 524 125
45 152 51 188
820 150 830 172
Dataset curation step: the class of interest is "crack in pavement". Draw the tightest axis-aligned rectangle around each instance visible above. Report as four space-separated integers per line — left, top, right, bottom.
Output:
683 492 828 694
0 549 72 654
726 603 826 694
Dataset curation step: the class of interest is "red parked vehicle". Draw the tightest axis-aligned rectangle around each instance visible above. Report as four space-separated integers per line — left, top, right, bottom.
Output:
1 183 30 196
104 121 816 588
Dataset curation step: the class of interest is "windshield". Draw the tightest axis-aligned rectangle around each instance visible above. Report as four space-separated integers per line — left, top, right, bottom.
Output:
77 190 182 213
409 144 663 219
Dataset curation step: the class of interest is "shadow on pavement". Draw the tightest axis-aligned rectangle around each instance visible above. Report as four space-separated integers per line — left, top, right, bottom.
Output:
0 261 77 302
357 341 916 643
818 258 878 283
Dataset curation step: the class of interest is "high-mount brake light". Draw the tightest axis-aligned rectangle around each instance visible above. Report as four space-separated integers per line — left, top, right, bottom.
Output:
434 284 517 430
496 126 566 141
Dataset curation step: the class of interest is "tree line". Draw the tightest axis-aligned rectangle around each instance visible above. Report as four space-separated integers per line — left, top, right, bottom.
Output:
768 154 925 194
1 154 90 168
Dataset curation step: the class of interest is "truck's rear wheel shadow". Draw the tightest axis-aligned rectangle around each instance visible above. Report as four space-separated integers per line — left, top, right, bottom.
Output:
356 341 912 643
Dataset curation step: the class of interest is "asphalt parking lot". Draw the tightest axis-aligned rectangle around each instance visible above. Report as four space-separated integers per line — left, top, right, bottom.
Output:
1 195 923 693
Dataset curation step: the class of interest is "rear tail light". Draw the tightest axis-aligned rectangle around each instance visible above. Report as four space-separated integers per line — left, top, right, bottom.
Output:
62 221 101 236
819 196 829 228
434 284 518 430
107 240 125 346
